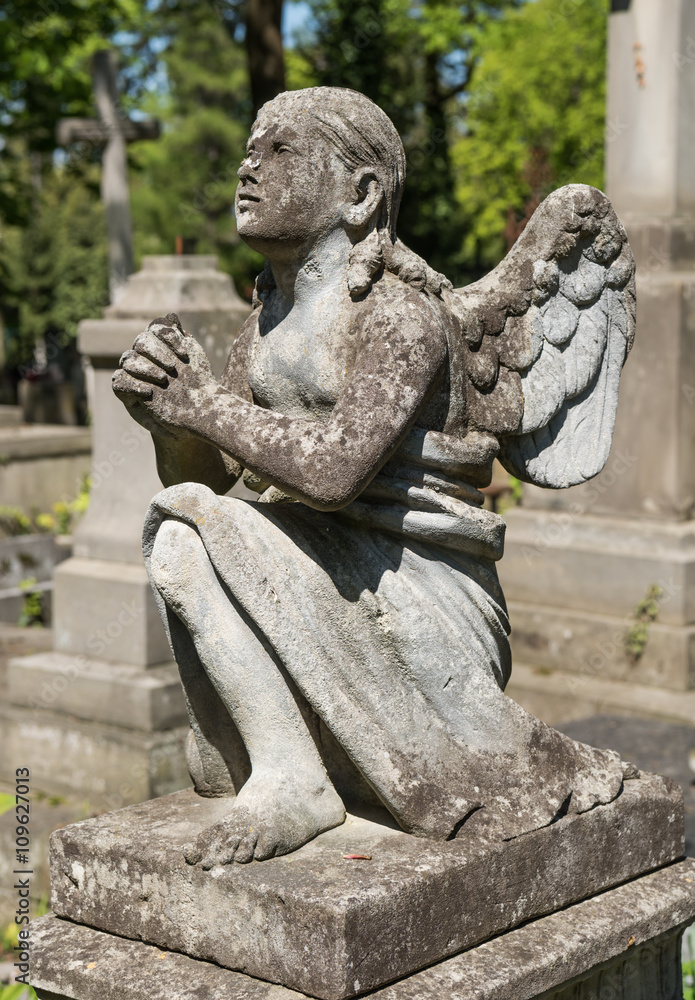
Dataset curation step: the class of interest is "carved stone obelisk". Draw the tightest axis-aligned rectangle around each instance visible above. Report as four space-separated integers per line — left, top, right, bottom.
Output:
501 0 695 725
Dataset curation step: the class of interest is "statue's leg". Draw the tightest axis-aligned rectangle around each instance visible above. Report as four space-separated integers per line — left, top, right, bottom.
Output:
150 519 345 865
161 614 250 797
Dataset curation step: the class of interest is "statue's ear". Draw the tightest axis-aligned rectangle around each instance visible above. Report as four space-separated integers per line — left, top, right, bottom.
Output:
343 168 384 229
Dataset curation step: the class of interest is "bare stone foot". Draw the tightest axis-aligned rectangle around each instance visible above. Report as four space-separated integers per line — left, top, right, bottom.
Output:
183 771 346 867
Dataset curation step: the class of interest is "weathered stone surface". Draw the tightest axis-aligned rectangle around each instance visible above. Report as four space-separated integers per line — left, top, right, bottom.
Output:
106 85 636 873
30 859 695 1000
48 774 683 1000
556 715 695 858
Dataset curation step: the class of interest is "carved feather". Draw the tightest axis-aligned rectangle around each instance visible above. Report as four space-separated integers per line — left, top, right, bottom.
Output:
448 184 636 489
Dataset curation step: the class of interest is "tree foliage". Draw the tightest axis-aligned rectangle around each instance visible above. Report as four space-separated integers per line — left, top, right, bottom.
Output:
2 163 108 365
0 0 148 372
129 0 265 299
454 0 608 275
0 0 148 224
0 0 609 377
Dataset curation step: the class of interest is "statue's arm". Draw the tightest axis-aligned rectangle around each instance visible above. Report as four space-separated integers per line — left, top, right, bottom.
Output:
114 296 447 511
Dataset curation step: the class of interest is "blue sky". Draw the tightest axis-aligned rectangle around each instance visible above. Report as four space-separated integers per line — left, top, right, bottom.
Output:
282 1 315 46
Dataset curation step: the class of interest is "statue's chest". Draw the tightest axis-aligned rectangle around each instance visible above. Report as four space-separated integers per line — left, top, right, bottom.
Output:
248 316 352 418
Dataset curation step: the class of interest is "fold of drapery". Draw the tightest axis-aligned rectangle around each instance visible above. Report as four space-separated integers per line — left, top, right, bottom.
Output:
143 479 623 842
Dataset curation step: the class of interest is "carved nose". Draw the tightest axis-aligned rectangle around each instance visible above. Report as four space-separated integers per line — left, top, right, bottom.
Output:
237 152 261 180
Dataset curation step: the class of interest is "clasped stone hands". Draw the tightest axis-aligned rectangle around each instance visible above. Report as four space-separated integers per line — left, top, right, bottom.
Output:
112 313 216 434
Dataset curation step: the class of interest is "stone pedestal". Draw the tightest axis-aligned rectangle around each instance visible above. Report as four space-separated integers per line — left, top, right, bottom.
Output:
28 865 695 1000
3 256 251 805
27 777 695 1000
500 0 695 724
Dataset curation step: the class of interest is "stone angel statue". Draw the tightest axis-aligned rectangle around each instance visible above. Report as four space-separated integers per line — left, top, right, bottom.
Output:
112 87 636 867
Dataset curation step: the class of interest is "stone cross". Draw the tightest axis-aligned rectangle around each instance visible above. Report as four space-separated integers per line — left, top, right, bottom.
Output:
57 50 159 303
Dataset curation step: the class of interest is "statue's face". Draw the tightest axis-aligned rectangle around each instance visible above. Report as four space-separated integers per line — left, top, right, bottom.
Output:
235 108 349 252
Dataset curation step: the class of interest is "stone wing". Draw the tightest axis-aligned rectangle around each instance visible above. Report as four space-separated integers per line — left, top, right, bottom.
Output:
449 184 636 488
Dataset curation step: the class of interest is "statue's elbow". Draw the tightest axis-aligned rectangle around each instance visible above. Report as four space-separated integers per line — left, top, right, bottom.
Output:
301 473 368 512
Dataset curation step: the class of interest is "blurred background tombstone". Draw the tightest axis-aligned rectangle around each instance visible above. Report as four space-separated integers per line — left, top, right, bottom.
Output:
1 254 251 806
501 0 695 727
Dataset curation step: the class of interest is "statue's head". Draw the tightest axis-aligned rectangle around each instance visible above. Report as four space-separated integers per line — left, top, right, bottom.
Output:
236 87 449 299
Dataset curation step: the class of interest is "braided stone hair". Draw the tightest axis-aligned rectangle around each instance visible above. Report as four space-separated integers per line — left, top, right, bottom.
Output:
251 87 452 305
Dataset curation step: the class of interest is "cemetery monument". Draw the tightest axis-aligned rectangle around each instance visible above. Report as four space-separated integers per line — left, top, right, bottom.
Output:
29 86 694 999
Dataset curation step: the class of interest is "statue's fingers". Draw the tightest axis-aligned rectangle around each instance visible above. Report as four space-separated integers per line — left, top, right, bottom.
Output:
120 350 169 388
111 368 153 400
132 332 179 374
147 314 189 361
233 831 258 865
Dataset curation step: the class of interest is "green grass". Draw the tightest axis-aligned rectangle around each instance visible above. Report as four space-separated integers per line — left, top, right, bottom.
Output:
0 795 15 817
0 986 37 999
684 923 695 1000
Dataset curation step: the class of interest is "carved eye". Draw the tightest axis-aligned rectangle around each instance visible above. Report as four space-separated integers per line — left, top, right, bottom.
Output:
275 143 292 155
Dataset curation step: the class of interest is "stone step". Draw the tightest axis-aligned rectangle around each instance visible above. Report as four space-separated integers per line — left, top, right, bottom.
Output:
7 652 187 731
507 660 695 727
0 699 190 809
0 405 21 428
506 599 695 692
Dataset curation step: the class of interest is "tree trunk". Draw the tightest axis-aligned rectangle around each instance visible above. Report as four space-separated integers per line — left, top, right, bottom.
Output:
245 0 285 118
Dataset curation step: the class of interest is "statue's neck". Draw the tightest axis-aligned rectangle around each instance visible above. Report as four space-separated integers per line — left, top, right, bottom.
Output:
267 228 352 313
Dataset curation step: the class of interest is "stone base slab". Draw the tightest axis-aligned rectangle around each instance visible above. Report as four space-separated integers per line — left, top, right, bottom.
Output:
0 700 190 809
30 859 695 1000
48 773 683 999
7 652 187 731
507 661 695 727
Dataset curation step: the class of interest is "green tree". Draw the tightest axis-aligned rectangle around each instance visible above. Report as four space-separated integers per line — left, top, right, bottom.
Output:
0 0 147 375
2 164 108 366
453 0 608 275
0 0 148 225
129 0 265 299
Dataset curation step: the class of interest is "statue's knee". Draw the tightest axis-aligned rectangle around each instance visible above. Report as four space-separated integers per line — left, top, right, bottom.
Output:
150 519 205 596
